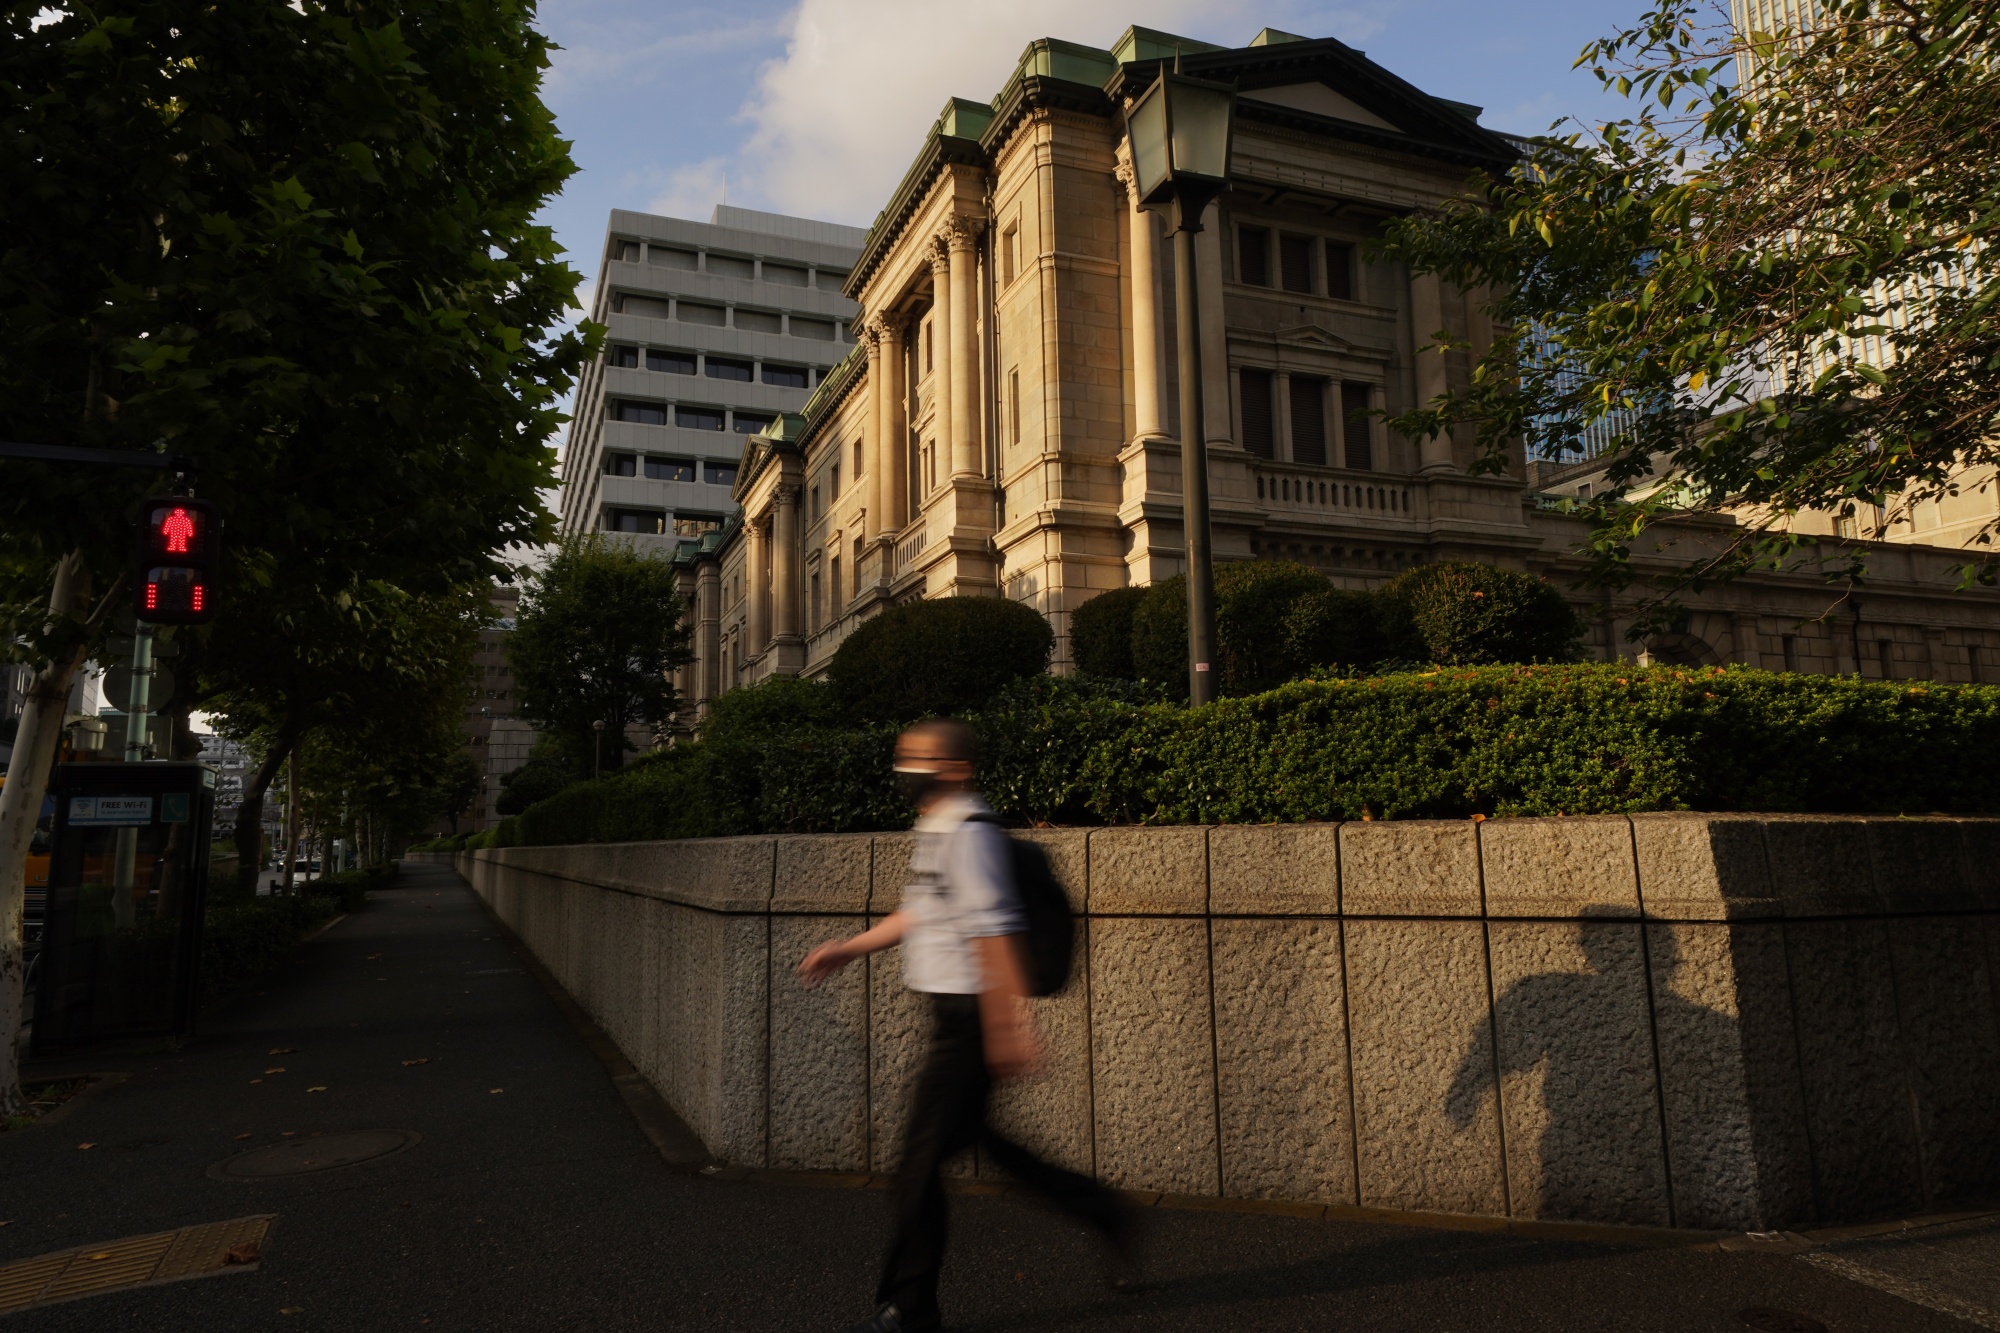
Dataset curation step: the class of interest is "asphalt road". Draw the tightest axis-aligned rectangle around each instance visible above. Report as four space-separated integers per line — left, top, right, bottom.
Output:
0 862 1990 1331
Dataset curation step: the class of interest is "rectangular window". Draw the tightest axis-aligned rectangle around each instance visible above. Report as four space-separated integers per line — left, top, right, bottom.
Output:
1781 634 1799 672
811 486 821 521
1238 227 1271 287
923 320 934 372
675 405 724 431
677 301 726 327
764 262 808 287
612 240 639 263
1008 368 1021 446
647 245 697 270
735 308 782 335
612 401 667 426
603 452 637 476
610 344 639 369
830 557 842 607
705 355 754 382
830 462 841 497
852 439 864 478
852 537 864 597
1239 368 1275 459
1280 234 1315 294
733 411 776 435
1878 639 1895 679
1289 377 1328 466
810 572 821 630
643 457 694 482
816 268 849 292
616 294 672 320
1002 224 1019 285
706 253 754 279
763 362 809 388
604 508 664 534
703 461 737 487
791 316 835 341
673 514 721 538
1341 382 1374 470
646 347 696 375
1325 243 1355 302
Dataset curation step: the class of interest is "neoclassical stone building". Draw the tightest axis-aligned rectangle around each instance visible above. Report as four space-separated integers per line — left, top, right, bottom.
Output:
664 25 2000 714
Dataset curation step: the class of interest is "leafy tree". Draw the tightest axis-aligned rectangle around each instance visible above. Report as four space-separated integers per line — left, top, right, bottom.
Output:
495 734 584 817
0 0 588 1112
509 537 692 771
1383 562 1583 666
826 596 1052 724
1379 0 2000 604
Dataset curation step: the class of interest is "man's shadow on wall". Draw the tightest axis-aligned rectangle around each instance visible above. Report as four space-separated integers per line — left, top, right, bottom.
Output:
1443 915 1737 1223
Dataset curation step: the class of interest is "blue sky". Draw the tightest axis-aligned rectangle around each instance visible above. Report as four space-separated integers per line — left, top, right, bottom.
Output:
532 0 1655 295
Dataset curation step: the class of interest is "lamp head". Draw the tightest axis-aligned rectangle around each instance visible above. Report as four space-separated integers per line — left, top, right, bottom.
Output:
1127 69 1237 210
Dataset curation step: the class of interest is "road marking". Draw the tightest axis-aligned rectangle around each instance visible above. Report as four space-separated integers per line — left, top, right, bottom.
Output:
0 1215 274 1315
1801 1250 2000 1330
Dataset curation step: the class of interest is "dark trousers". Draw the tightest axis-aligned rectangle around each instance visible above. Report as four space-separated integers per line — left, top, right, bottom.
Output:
876 993 1121 1322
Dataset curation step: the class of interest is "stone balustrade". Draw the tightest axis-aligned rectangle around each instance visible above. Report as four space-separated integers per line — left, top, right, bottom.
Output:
454 814 2000 1231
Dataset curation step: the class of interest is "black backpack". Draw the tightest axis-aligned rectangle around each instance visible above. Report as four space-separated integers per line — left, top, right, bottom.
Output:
968 815 1074 997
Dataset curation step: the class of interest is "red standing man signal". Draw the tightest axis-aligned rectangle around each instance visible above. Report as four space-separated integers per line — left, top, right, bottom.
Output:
131 497 221 625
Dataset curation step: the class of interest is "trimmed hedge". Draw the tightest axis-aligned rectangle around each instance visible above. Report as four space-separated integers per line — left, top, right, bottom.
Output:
1386 562 1582 666
1071 586 1147 680
483 665 2000 845
829 595 1053 723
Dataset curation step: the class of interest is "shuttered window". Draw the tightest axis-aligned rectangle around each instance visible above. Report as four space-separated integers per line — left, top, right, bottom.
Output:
1341 382 1374 470
1326 244 1355 301
1280 235 1315 294
1238 228 1271 287
1240 369 1275 458
1290 377 1327 465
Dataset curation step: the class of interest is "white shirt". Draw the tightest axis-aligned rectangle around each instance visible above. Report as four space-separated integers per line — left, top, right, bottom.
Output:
899 791 1025 995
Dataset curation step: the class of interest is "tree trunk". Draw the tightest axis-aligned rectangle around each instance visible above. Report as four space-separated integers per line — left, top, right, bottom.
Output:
232 723 300 897
0 552 93 1116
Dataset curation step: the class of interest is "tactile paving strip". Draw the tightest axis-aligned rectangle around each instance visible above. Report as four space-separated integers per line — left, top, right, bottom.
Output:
0 1214 274 1314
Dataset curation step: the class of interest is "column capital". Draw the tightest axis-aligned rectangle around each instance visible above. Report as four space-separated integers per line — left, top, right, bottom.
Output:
940 213 982 253
774 479 803 507
864 311 905 344
928 235 953 273
1112 158 1136 199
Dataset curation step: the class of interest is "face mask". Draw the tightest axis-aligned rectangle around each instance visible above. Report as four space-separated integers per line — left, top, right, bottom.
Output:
895 767 939 805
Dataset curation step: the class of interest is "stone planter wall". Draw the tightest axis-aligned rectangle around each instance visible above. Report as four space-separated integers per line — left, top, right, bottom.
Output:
458 814 2000 1231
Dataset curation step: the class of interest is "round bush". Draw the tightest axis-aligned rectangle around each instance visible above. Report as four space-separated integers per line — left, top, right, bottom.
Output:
1070 586 1148 679
1283 584 1421 672
1385 561 1582 665
828 595 1054 723
1212 560 1332 694
1129 574 1190 695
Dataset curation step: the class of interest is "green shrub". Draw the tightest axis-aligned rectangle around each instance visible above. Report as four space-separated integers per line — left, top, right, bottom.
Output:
830 596 1053 723
1129 573 1189 691
201 893 341 1001
496 751 583 816
976 675 1164 825
1131 562 1392 697
1071 587 1147 679
1213 561 1339 695
1284 584 1421 672
1386 562 1582 665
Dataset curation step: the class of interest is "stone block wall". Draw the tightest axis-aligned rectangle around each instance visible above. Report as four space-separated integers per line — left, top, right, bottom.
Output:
456 814 2000 1230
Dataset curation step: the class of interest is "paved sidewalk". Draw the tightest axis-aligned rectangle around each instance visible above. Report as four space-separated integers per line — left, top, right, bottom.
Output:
0 861 1985 1330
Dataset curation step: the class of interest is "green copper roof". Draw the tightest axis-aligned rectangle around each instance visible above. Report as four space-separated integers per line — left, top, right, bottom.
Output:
1109 26 1225 64
1249 27 1308 47
937 97 994 141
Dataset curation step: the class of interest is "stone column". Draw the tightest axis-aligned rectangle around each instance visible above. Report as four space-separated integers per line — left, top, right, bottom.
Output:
747 515 770 656
861 324 882 544
1117 161 1167 441
773 483 801 644
696 559 721 703
929 240 953 486
1410 270 1455 472
945 216 982 477
877 316 908 531
1196 201 1231 446
1273 370 1294 463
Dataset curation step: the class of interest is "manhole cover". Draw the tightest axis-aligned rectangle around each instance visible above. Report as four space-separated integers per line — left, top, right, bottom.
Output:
208 1130 419 1180
1738 1310 1828 1333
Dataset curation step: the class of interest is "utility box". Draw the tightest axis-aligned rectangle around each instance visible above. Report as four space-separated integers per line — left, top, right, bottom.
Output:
32 762 216 1056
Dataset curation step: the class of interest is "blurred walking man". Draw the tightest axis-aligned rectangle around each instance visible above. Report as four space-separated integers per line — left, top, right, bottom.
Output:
798 718 1133 1333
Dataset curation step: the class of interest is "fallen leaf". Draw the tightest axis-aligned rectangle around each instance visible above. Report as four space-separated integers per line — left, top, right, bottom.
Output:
281 1307 305 1315
76 1143 95 1150
84 1252 112 1261
234 1133 254 1141
224 1243 260 1265
366 953 382 960
0 1220 11 1227
400 1058 431 1067
268 1047 298 1055
249 1079 263 1085
281 1131 296 1137
488 1088 503 1094
265 1067 286 1075
307 1086 327 1093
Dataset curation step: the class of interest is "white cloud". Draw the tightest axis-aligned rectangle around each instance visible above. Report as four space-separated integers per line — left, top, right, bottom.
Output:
734 0 1389 225
543 5 772 99
645 157 733 223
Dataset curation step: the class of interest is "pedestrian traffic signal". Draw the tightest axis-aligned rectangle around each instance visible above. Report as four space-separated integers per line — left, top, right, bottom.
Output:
132 497 221 624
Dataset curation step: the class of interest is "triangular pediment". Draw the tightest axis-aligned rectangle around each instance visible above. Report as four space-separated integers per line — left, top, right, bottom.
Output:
1275 324 1354 351
1242 82 1399 133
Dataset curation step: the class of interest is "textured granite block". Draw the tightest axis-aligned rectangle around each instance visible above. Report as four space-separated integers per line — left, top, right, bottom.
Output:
1340 821 1481 917
866 938 971 1178
1886 917 2000 1200
775 834 873 913
1481 817 1638 919
1089 917 1219 1193
714 912 773 1165
1485 920 1669 1225
1786 919 1925 1219
622 835 775 911
1962 821 2000 905
1208 823 1340 916
870 833 918 914
1017 829 1088 912
1648 922 1813 1230
1762 818 1881 917
769 914 870 1170
1868 820 1976 913
1088 826 1208 914
985 925 1094 1177
1212 917 1355 1203
1344 918 1507 1215
1632 814 1778 922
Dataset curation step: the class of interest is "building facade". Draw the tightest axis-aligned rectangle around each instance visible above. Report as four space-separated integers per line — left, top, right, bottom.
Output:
657 24 2000 711
559 205 867 553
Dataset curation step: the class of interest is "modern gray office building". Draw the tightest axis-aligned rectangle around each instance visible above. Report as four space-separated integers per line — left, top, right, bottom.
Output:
559 204 867 550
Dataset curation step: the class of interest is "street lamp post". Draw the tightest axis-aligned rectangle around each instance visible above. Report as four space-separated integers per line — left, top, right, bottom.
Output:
1127 68 1237 706
591 718 606 782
